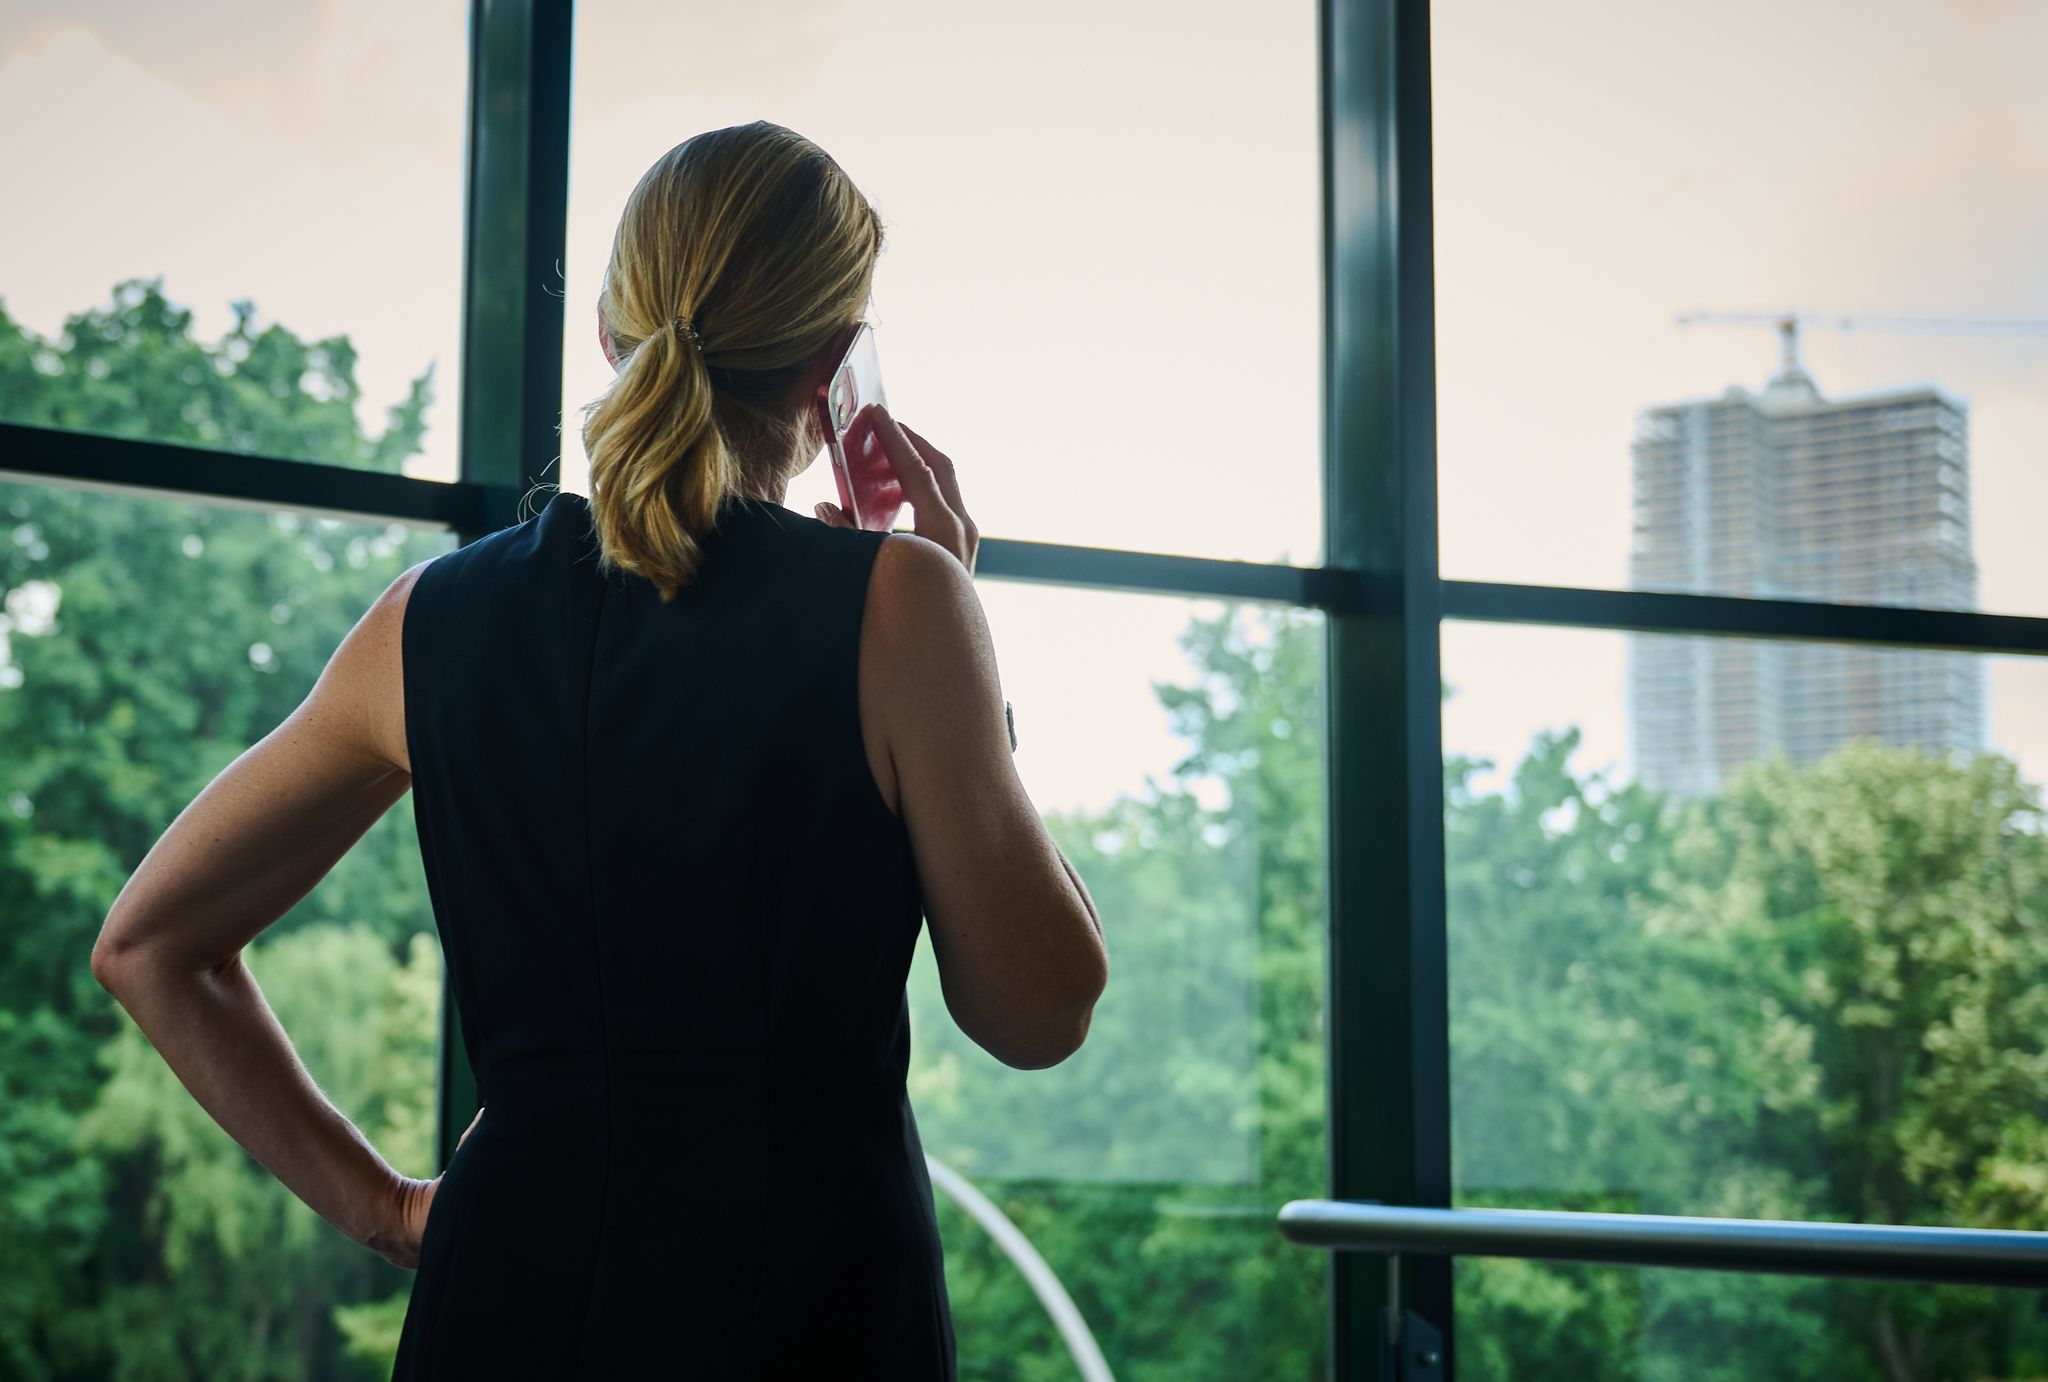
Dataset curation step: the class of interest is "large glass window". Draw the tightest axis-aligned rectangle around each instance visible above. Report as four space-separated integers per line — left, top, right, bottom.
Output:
5 2 1345 1376
561 2 1323 565
905 582 1328 1377
1432 0 2048 619
0 478 457 1373
1433 1 2048 1363
0 5 470 481
1443 622 2048 1376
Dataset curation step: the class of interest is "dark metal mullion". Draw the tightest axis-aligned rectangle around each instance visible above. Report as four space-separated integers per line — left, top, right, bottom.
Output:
0 423 515 531
458 0 573 519
1443 579 2048 657
435 0 574 1173
0 417 1372 608
1324 0 1454 1374
12 414 2048 659
973 537 1384 610
1394 0 1456 1366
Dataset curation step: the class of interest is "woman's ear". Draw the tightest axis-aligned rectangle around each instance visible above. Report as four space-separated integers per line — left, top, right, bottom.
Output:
598 309 620 371
808 321 862 396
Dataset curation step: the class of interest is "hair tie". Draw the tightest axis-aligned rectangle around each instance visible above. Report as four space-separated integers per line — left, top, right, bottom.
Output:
669 315 703 351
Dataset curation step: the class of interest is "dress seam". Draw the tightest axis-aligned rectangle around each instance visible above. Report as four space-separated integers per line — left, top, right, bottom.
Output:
570 575 615 1375
738 816 777 1373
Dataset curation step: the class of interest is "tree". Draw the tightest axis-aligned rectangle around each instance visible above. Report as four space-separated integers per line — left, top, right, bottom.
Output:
1448 730 2048 1380
1643 744 2048 1380
0 278 445 1378
907 601 1330 1380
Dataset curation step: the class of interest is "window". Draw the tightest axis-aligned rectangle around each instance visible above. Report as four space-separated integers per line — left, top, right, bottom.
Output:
1444 619 2048 1373
1429 7 2048 1362
560 2 1323 565
0 478 457 1372
0 7 470 480
1 3 1341 1362
904 582 1328 1376
22 1 2036 1374
1432 0 2048 619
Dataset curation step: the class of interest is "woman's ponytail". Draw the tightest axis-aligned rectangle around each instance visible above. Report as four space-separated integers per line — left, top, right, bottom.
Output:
577 121 886 605
582 313 733 603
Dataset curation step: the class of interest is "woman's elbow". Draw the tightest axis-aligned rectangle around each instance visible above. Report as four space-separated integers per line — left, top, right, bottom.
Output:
995 999 1098 1072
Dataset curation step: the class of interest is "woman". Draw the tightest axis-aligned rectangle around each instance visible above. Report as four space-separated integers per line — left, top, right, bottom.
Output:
89 120 1108 1378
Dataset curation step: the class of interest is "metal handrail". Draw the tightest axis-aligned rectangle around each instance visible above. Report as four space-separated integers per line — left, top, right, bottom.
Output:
1277 1201 2048 1290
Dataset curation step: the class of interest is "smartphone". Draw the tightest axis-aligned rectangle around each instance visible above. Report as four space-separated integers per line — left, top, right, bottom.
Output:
814 322 903 532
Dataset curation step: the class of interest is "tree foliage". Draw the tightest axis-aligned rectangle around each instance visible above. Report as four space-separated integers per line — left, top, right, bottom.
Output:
1449 732 2048 1380
909 600 1329 1379
0 279 446 1379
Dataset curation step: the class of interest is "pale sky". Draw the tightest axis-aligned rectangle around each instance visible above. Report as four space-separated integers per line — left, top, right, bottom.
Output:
1 0 2044 810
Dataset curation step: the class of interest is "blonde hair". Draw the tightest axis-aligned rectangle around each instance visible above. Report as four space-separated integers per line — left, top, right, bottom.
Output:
578 121 885 602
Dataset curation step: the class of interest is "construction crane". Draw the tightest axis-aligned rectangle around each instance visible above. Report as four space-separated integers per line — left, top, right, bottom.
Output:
1675 310 2048 384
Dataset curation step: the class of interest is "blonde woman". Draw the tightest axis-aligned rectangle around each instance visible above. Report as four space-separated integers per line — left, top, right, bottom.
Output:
91 121 1106 1379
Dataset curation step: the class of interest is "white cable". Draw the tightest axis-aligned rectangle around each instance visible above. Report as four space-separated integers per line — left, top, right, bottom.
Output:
923 1154 1116 1382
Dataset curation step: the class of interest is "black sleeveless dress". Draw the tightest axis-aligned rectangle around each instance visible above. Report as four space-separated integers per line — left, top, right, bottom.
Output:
391 488 956 1379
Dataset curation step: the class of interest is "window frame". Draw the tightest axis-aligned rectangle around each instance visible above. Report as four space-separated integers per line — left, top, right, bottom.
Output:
6 1 2047 1377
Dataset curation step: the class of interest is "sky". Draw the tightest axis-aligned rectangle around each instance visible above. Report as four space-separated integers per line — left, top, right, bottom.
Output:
1 0 2044 813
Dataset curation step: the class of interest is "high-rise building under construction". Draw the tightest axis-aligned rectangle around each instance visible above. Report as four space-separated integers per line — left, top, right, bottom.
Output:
1626 345 1987 798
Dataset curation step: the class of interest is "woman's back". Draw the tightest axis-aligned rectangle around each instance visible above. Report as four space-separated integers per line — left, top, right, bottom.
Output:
391 487 955 1378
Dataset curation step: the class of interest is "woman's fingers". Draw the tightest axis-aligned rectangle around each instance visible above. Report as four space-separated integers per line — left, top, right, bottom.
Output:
895 419 976 569
871 405 973 573
896 421 965 526
871 407 949 519
373 1108 482 1269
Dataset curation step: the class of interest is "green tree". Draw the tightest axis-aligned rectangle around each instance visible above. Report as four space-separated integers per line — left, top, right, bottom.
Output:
908 602 1329 1380
1448 732 2048 1381
0 277 447 1378
73 927 439 1380
1642 744 2048 1380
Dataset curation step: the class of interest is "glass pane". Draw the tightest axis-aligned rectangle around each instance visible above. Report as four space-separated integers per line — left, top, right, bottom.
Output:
0 478 459 1372
1433 0 2048 619
562 3 1322 565
906 583 1328 1376
0 8 469 480
1443 619 2048 1376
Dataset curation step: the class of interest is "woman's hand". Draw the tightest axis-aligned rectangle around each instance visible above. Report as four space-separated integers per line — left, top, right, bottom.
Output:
814 405 978 576
366 1106 484 1270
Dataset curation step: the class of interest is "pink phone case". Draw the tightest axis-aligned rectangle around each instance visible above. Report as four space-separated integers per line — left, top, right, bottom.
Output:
815 323 903 533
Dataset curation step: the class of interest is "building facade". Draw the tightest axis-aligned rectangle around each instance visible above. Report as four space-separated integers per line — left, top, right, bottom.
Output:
1627 354 1986 798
